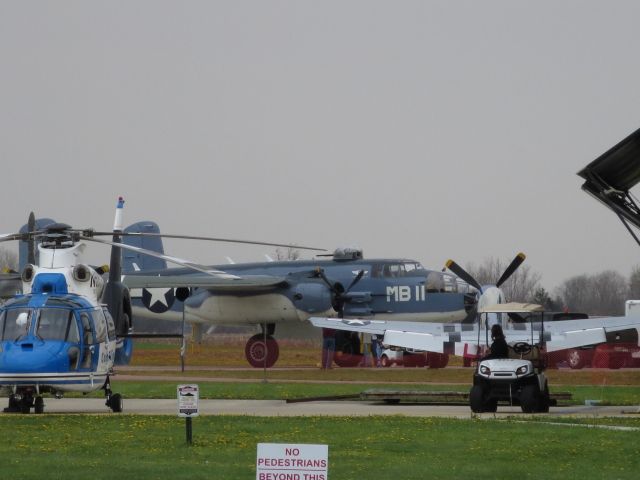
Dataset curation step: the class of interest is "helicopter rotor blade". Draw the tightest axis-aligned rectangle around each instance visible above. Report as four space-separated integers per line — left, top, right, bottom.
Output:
87 231 326 252
81 236 240 279
496 252 526 288
445 259 482 291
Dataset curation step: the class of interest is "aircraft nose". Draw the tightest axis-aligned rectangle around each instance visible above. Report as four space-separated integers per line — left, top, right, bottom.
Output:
0 339 68 373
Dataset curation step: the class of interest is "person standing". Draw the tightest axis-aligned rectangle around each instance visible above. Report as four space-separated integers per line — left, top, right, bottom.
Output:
321 328 336 369
372 334 383 367
360 332 372 367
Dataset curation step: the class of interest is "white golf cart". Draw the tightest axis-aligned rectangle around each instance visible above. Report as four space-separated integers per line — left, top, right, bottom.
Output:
469 303 554 413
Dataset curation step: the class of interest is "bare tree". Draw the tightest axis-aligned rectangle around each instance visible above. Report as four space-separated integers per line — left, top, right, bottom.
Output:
629 265 640 299
465 256 541 302
274 247 301 261
0 247 18 272
556 270 628 316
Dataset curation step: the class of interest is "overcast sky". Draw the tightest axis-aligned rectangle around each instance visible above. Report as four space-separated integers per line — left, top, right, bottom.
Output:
2 1 640 292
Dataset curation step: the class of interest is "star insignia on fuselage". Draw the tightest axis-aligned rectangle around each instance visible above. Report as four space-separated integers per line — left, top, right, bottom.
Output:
142 288 176 313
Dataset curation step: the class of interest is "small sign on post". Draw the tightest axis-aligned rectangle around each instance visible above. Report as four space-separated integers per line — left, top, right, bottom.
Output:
256 443 328 480
178 384 199 445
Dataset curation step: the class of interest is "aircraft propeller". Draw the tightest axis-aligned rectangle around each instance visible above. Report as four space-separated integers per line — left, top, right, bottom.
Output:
315 268 365 317
445 252 526 293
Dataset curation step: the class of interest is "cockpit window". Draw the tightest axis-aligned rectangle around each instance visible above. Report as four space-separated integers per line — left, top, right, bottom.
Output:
92 309 108 343
0 308 32 341
36 308 79 342
372 262 424 278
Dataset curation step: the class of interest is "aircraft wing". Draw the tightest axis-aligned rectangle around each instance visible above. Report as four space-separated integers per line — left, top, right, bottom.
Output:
543 315 640 351
122 274 289 292
309 317 534 356
309 313 640 355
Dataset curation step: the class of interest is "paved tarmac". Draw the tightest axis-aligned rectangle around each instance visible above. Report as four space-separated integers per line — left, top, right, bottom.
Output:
25 397 640 418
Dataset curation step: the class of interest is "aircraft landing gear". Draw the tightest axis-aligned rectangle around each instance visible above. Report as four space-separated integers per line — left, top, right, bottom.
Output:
245 334 280 368
3 393 43 414
103 377 123 413
34 396 44 414
333 331 362 367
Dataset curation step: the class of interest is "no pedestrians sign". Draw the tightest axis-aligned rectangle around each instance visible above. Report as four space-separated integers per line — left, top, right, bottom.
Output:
256 443 328 480
177 384 199 417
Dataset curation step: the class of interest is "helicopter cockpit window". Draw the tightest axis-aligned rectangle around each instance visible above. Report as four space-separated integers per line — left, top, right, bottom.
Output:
103 308 116 339
36 308 79 342
80 313 95 345
0 308 32 341
92 309 108 343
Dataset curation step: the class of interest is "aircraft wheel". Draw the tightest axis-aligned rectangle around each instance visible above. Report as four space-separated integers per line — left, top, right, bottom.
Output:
109 393 123 413
245 334 279 368
520 384 539 413
469 385 486 413
567 349 587 369
4 395 20 413
34 396 44 414
333 333 362 367
19 397 32 414
380 355 391 367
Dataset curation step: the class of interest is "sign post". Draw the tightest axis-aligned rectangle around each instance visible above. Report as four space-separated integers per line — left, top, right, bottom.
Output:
177 384 199 445
256 443 328 480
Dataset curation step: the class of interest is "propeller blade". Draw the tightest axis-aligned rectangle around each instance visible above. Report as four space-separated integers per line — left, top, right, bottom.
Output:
496 252 526 287
445 259 482 291
87 231 326 252
345 269 365 293
81 236 240 279
314 267 336 292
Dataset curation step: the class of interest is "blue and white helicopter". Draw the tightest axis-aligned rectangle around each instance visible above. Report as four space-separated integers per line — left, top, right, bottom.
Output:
0 198 319 414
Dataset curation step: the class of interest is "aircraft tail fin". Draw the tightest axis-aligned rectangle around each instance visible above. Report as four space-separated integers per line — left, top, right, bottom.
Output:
122 221 167 273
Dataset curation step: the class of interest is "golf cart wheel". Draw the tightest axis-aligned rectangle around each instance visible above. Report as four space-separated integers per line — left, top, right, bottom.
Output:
484 398 498 413
538 384 550 413
469 385 486 413
520 384 539 413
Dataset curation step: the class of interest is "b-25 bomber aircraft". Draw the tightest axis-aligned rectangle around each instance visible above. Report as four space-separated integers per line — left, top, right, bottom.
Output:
120 228 483 368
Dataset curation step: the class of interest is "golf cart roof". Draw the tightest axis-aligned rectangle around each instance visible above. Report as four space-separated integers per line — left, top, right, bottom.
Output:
478 302 544 314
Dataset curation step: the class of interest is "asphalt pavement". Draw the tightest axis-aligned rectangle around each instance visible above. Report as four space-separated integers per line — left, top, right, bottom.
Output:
23 397 640 418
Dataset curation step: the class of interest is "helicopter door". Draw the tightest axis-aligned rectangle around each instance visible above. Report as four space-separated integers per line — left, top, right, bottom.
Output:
79 312 97 370
92 308 115 374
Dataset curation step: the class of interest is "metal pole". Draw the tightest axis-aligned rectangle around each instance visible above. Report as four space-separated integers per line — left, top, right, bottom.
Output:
262 322 268 383
186 417 193 445
180 304 186 373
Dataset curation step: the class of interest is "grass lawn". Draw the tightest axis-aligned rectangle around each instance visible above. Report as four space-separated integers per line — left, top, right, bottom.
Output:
3 415 640 479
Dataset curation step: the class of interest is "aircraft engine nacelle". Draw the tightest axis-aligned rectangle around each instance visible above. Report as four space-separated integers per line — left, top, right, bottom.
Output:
290 282 333 316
